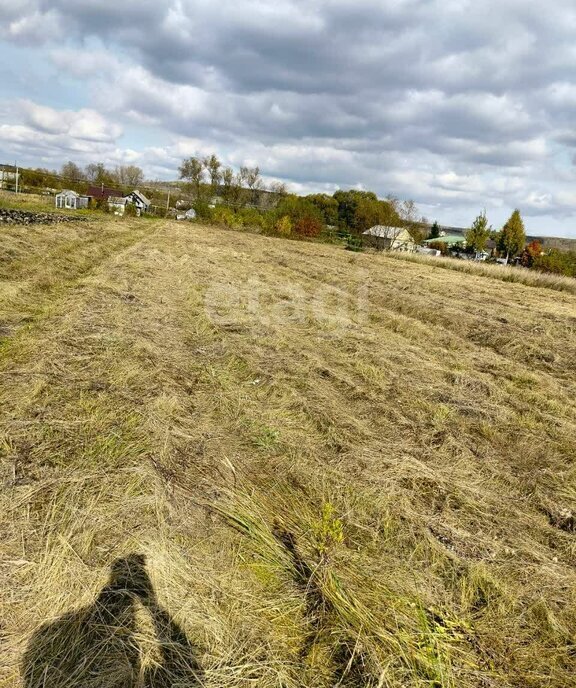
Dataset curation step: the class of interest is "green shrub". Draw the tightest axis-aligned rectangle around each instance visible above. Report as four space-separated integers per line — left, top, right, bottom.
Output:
274 215 292 237
533 249 576 277
212 206 236 227
192 199 213 220
237 207 266 230
93 198 110 213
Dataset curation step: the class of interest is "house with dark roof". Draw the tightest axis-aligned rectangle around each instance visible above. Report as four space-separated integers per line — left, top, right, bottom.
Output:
86 186 150 215
86 185 123 201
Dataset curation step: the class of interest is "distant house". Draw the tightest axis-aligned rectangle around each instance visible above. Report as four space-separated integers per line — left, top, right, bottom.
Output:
86 185 123 202
0 165 20 191
108 196 128 215
423 234 466 248
362 225 416 251
125 190 150 215
86 186 151 215
55 190 90 210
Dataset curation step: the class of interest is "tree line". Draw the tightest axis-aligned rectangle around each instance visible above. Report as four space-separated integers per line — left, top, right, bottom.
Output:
431 208 576 277
178 153 576 276
18 162 145 192
178 153 427 244
6 154 576 278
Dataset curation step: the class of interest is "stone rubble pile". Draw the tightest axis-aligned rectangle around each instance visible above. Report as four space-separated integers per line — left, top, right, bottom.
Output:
0 208 89 225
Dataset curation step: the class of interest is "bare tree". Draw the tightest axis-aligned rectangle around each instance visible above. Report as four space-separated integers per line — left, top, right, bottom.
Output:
221 167 234 202
220 166 246 210
115 165 144 188
269 180 288 197
203 154 222 196
60 161 83 183
85 163 109 184
257 180 288 210
240 166 263 206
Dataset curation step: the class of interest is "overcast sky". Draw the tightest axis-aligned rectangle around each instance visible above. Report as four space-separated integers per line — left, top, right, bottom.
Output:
2 1 576 236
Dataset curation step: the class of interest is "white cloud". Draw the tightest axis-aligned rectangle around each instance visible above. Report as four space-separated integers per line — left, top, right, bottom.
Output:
19 100 122 142
1 0 576 235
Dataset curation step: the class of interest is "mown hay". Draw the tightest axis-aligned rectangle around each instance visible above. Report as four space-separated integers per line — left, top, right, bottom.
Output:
1 218 576 687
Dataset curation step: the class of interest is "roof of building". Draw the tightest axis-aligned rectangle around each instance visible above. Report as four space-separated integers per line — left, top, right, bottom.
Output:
424 234 466 245
56 189 80 197
87 185 122 200
130 189 150 206
363 225 411 239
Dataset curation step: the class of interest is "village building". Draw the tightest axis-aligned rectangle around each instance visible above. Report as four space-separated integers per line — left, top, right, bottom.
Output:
55 190 90 210
362 225 416 251
125 190 151 215
0 165 20 191
86 185 123 201
423 234 466 248
108 196 129 215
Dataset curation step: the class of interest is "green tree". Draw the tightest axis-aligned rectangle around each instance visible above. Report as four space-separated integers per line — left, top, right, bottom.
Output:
497 209 526 261
333 190 401 233
465 211 491 253
221 167 234 202
429 221 441 239
179 157 205 200
333 190 377 231
533 249 576 277
273 195 325 238
306 193 339 225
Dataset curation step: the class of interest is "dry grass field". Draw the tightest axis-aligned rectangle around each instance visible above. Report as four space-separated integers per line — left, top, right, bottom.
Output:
0 190 63 214
1 216 575 688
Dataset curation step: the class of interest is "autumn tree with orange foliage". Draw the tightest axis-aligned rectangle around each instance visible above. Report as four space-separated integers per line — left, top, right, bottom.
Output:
520 240 543 267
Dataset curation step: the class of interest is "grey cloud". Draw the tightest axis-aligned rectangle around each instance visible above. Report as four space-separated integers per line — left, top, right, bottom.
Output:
1 0 576 235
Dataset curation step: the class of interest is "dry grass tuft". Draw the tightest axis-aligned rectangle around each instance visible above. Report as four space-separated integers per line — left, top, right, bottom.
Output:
1 217 576 687
386 250 576 295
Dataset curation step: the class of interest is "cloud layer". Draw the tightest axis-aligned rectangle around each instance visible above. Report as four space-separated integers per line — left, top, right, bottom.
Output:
1 0 576 235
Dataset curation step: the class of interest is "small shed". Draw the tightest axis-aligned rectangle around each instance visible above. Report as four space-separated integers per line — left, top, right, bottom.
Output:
362 225 416 251
108 197 128 215
55 190 89 210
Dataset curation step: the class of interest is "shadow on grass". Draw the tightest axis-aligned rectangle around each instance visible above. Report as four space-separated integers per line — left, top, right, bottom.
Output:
21 553 202 687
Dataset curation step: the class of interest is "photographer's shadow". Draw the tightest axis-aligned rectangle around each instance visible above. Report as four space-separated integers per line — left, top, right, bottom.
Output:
22 554 202 687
